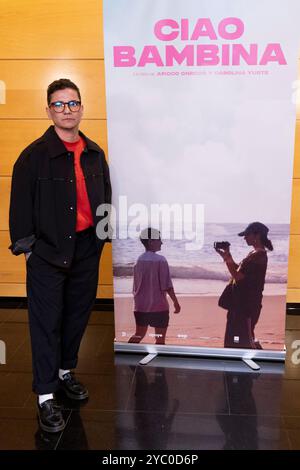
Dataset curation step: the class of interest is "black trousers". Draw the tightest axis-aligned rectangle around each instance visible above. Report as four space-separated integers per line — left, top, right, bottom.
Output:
26 228 103 394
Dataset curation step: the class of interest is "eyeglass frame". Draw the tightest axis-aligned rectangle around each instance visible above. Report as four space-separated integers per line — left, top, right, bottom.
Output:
48 100 82 113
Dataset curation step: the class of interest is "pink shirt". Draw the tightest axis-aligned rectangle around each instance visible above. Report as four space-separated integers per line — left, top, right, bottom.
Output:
133 251 173 312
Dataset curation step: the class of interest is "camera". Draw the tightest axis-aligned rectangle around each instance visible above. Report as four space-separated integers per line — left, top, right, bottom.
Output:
214 241 230 250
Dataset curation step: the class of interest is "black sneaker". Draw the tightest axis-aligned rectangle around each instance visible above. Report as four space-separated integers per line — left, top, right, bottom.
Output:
37 398 65 433
60 372 89 401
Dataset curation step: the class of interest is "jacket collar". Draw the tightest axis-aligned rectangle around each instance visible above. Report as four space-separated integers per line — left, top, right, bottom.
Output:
43 125 99 158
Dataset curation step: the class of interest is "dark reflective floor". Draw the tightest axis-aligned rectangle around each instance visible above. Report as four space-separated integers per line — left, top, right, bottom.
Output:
0 305 299 450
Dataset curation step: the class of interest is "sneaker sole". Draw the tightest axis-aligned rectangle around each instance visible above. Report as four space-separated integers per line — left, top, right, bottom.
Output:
37 414 66 433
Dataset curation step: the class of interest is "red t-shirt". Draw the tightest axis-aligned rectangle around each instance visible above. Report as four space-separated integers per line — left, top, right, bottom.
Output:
63 137 94 232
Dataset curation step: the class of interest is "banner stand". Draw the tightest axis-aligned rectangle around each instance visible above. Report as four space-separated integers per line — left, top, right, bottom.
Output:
242 358 261 371
114 343 285 369
115 350 285 375
104 0 298 366
139 353 158 365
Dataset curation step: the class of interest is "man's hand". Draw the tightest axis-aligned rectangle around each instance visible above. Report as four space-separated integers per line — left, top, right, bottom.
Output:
173 300 181 314
24 252 32 262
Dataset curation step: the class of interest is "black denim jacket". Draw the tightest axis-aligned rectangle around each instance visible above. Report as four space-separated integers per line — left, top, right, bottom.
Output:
9 126 112 268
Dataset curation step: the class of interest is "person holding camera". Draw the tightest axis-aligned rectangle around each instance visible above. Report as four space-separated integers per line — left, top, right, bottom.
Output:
214 222 273 349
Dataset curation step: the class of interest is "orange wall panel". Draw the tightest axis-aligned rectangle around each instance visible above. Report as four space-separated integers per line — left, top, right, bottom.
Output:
290 178 300 234
0 231 112 286
292 121 300 178
0 1 111 297
0 119 108 176
0 178 11 231
0 60 106 119
0 0 104 59
287 235 300 288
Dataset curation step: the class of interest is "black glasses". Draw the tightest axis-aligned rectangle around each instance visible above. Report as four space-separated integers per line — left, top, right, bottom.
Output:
49 100 81 113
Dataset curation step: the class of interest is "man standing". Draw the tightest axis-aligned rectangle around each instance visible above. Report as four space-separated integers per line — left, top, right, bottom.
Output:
9 78 112 433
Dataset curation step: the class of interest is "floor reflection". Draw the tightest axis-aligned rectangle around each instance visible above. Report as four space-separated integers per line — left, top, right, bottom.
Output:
216 372 259 449
115 354 286 450
133 366 178 449
34 409 89 450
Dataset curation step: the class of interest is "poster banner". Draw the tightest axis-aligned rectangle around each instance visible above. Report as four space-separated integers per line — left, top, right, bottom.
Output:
103 0 300 352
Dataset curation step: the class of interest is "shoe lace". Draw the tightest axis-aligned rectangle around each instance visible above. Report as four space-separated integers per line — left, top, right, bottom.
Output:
49 399 60 411
41 399 61 417
63 372 79 385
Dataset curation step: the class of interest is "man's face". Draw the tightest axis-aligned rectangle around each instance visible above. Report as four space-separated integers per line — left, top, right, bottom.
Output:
46 87 83 131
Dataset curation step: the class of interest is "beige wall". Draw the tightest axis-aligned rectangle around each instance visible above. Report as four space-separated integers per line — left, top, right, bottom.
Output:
0 0 299 301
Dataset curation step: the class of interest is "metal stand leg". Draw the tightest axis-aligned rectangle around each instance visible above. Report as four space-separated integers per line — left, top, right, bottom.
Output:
242 357 260 371
139 353 158 365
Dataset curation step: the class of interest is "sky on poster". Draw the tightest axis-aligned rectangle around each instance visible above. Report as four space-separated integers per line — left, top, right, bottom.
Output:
103 0 300 224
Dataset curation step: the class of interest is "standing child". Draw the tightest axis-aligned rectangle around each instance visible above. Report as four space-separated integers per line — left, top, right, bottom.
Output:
129 228 181 345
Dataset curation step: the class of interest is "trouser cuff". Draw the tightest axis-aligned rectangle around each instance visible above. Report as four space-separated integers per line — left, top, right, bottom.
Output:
33 378 60 395
60 358 78 370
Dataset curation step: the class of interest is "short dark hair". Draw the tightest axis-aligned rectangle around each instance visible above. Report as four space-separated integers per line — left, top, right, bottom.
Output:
139 227 161 248
47 78 81 105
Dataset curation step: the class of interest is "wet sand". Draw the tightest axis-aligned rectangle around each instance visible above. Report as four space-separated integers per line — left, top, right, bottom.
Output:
114 295 286 350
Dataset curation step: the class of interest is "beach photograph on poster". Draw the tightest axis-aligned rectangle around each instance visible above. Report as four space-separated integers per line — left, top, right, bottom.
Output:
113 222 288 350
103 0 300 351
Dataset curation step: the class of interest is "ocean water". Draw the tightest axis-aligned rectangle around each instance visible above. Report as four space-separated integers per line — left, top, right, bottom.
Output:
113 223 289 284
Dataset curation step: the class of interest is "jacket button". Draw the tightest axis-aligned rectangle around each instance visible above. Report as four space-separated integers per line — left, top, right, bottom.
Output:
70 206 74 210
63 260 68 265
70 179 73 183
67 153 72 157
68 235 72 239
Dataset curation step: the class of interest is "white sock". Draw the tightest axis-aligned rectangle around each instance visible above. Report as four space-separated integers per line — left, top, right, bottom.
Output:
38 393 54 405
59 368 71 380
